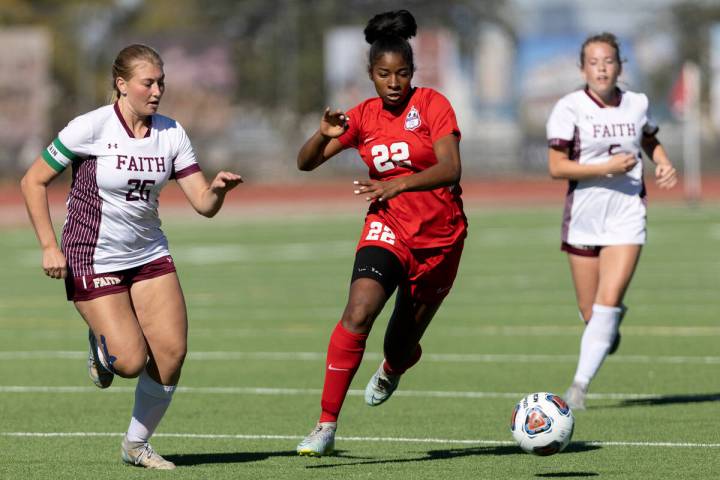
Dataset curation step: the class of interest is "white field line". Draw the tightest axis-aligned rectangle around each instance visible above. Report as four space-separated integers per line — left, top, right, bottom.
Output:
438 325 720 337
0 350 719 364
3 325 719 339
1 431 718 449
0 385 711 402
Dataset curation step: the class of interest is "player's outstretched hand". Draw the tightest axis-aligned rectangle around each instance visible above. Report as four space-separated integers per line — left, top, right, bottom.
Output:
605 152 638 176
210 171 243 195
655 163 677 189
42 246 67 279
353 178 406 203
320 108 349 138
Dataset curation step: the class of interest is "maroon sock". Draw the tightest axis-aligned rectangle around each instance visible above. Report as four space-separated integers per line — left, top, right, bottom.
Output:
384 344 422 376
319 322 368 423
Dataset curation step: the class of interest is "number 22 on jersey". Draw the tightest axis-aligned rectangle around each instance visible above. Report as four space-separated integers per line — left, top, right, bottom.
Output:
371 142 410 172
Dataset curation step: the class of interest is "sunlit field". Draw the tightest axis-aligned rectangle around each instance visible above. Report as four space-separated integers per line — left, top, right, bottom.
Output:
1 204 718 479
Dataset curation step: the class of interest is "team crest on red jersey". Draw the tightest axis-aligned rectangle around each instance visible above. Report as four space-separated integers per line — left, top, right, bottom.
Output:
404 106 421 131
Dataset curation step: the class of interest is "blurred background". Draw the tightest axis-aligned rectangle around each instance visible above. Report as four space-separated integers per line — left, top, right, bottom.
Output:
1 0 719 192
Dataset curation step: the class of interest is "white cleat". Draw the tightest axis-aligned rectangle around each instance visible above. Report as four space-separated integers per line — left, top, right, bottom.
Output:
88 329 114 389
121 437 176 470
364 362 401 406
296 422 336 456
564 382 588 411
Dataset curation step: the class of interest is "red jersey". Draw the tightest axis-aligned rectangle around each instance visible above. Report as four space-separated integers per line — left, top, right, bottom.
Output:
338 87 467 249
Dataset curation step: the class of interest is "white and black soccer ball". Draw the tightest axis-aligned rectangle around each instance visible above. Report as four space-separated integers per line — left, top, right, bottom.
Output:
510 392 575 456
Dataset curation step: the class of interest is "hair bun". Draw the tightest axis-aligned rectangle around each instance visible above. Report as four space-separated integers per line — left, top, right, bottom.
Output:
364 9 417 44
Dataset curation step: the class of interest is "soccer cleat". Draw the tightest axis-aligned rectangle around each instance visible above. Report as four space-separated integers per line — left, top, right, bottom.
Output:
121 437 176 470
608 304 628 355
296 422 336 456
564 382 588 411
364 361 401 406
88 329 114 389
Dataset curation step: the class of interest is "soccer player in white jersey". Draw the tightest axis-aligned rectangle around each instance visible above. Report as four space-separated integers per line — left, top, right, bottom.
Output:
546 33 677 410
20 44 242 469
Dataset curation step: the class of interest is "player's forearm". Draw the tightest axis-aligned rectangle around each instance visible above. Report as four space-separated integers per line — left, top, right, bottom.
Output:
401 159 461 192
548 149 609 180
193 188 225 218
297 131 331 171
20 178 60 250
549 161 608 180
399 134 462 192
650 143 672 167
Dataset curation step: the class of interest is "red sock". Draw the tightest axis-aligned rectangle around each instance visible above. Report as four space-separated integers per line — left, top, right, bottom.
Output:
384 344 422 376
319 322 367 423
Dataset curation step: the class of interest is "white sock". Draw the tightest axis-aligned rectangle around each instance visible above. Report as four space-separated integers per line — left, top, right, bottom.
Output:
125 369 176 443
573 304 622 386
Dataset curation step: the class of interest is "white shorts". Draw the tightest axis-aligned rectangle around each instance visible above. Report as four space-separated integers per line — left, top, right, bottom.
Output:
562 185 646 247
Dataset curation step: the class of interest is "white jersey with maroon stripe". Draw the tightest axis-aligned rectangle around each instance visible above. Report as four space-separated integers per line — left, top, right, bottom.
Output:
546 88 658 246
42 103 200 275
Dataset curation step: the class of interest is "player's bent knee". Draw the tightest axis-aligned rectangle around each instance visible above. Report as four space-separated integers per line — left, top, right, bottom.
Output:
340 304 375 333
112 351 148 378
165 344 188 369
148 342 187 375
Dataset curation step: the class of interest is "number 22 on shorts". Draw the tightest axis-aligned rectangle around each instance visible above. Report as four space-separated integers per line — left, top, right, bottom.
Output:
365 221 396 245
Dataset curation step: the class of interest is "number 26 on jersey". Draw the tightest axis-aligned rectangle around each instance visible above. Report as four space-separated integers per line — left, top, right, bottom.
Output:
371 142 410 172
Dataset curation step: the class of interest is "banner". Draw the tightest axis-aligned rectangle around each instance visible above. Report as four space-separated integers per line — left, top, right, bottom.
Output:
0 27 51 167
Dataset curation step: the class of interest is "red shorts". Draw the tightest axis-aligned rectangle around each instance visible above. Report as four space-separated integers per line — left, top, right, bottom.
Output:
357 214 464 303
64 255 176 302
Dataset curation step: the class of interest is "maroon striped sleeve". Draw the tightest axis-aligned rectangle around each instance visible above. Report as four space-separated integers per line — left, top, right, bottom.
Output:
548 138 572 148
172 163 202 180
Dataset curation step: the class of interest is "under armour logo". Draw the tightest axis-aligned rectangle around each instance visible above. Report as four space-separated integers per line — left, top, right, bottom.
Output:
108 143 118 149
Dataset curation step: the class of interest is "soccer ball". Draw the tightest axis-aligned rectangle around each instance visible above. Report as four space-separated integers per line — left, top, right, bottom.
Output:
510 392 575 456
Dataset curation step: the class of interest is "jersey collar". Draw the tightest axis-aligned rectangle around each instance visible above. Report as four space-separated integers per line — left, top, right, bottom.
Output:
114 101 152 138
583 86 623 108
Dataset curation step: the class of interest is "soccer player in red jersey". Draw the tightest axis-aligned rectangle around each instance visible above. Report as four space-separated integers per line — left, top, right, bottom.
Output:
295 9 467 456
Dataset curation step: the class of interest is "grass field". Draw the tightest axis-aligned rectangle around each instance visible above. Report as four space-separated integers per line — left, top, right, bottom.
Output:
1 203 719 479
